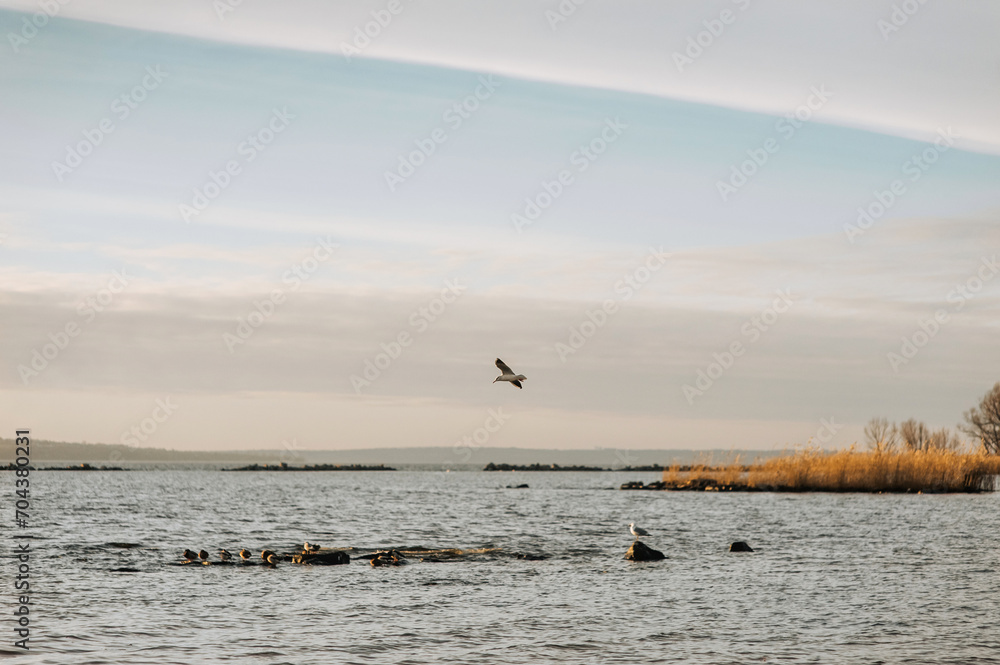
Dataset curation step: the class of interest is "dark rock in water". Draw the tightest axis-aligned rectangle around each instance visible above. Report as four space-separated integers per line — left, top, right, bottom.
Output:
293 550 350 566
110 567 140 573
506 483 529 489
729 541 754 552
514 552 548 561
624 541 665 561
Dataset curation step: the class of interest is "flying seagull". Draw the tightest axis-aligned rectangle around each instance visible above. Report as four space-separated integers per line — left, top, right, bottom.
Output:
629 523 649 541
493 358 527 389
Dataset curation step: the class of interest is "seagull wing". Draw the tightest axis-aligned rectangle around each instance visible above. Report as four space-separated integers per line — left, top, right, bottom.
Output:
511 379 522 389
637 526 649 536
495 358 514 375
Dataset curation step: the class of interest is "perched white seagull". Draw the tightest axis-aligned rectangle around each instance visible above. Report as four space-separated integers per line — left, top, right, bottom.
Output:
629 523 649 541
493 358 527 389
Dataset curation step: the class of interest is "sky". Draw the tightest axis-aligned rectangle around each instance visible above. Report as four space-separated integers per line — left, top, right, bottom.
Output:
1 0 999 453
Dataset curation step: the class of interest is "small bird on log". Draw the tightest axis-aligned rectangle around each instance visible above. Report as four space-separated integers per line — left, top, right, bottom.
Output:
304 542 320 552
182 549 198 561
219 549 232 561
261 549 276 561
266 553 278 566
198 550 210 561
239 549 252 561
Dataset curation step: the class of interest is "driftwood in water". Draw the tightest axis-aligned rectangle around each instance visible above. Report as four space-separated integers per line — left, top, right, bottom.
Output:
292 550 350 565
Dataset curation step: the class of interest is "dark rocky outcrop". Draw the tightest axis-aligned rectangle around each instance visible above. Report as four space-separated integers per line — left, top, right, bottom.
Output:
514 552 548 561
624 541 665 561
506 483 529 488
620 480 667 490
729 541 754 552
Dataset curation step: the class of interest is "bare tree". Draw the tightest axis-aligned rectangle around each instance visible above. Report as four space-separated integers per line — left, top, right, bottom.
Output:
960 382 1000 455
864 417 898 452
927 427 962 451
899 419 930 451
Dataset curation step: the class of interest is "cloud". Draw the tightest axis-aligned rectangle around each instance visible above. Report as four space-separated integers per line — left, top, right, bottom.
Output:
2 1 998 152
4 218 998 435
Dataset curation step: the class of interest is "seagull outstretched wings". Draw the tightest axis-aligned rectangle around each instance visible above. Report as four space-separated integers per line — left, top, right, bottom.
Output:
494 358 526 389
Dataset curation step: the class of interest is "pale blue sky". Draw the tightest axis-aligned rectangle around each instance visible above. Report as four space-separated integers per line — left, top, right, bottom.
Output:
2 2 999 451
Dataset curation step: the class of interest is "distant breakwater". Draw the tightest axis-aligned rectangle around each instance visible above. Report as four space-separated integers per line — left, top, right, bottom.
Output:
484 462 666 472
222 463 395 471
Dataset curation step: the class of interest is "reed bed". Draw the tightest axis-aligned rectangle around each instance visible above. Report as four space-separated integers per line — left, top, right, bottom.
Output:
662 447 1000 493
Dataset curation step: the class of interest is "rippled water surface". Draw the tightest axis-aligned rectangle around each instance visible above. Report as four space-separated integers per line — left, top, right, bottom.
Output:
6 470 1000 664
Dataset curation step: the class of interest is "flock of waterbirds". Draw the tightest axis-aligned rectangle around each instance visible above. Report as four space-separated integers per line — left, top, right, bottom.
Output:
181 543 323 567
172 522 732 568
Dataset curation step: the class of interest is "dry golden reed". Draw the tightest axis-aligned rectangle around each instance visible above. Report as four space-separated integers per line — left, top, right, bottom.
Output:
663 446 1000 493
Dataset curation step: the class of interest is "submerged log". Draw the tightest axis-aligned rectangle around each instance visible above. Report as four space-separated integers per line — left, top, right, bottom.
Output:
293 550 350 565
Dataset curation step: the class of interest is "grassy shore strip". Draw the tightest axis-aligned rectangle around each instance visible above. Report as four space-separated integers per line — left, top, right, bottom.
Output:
644 449 1000 493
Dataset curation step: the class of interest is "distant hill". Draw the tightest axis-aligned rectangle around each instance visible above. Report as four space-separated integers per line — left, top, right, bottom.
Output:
0 439 784 469
0 438 266 464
